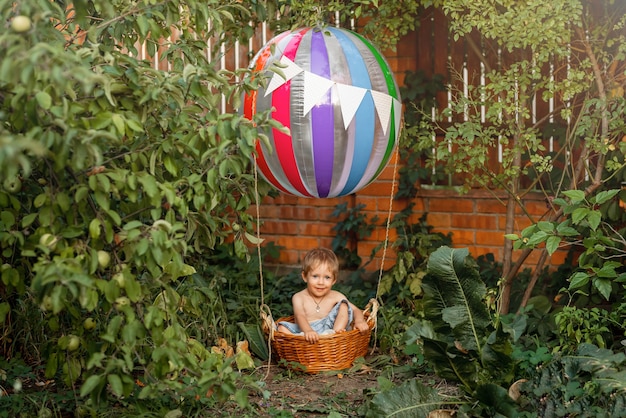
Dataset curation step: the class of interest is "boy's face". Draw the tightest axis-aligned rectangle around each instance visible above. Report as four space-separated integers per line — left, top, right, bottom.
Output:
302 261 336 298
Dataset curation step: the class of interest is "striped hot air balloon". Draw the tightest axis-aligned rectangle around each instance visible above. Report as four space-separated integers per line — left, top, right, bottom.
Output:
243 26 402 198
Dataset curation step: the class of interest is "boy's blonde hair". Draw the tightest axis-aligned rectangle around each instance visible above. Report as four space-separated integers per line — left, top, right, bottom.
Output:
302 248 339 279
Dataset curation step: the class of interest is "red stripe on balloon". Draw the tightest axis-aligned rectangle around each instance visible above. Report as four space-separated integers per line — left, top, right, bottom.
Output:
272 28 312 197
245 32 291 195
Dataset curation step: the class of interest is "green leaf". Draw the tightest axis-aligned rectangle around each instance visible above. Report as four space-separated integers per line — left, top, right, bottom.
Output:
422 337 480 388
244 231 264 245
45 352 58 379
569 271 590 289
571 207 589 224
238 323 268 361
473 383 520 417
138 174 159 198
593 189 619 205
88 218 101 239
536 221 554 233
123 220 144 230
163 155 178 176
587 210 601 230
35 91 52 110
592 278 612 301
34 193 47 208
546 236 561 255
424 246 490 351
107 374 124 397
163 410 183 418
556 222 579 236
111 114 125 135
21 212 38 227
563 189 585 203
527 230 548 246
596 263 618 278
80 374 103 397
235 349 255 371
124 277 142 302
366 379 442 418
1 211 15 227
481 325 515 383
136 15 150 38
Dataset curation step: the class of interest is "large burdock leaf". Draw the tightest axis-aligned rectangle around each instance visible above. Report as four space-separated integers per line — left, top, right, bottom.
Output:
423 246 491 351
481 324 515 384
422 337 480 389
473 383 520 417
366 379 443 418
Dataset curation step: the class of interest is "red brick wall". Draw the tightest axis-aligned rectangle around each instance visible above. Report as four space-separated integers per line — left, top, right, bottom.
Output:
255 153 568 271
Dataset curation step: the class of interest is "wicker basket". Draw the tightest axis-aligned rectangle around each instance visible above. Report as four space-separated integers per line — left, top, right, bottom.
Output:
261 299 378 373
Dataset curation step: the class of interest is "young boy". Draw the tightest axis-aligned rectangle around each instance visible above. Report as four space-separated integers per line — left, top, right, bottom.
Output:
277 248 370 343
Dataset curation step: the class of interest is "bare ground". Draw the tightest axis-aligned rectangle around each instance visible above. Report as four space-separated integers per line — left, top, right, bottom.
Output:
249 362 382 417
246 355 460 417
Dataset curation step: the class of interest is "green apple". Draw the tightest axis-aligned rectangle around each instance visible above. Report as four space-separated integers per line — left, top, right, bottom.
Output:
10 15 31 33
67 335 80 351
83 317 96 330
97 250 110 269
39 233 58 250
41 296 53 311
112 272 126 288
115 296 130 309
3 176 22 193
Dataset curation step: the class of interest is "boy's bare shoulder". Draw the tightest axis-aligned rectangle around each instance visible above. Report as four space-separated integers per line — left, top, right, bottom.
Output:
328 289 348 303
291 290 307 301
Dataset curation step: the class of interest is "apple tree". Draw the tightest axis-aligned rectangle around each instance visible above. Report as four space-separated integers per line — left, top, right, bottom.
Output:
0 0 280 410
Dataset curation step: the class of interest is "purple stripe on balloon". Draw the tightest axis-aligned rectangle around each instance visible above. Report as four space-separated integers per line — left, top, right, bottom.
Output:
329 28 377 196
309 30 334 197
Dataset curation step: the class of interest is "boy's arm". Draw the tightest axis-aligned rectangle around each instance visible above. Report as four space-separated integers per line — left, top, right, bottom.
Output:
293 293 319 343
349 301 370 333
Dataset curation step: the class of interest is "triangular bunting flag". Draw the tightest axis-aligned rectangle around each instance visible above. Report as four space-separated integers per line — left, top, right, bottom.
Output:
336 83 368 129
393 98 403 139
264 56 304 96
370 90 393 135
303 72 336 115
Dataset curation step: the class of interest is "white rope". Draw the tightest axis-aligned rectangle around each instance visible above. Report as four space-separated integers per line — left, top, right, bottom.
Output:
372 149 399 352
254 148 399 366
253 159 273 380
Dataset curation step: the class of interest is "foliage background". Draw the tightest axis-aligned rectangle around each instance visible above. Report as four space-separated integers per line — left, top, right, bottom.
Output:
1 0 626 416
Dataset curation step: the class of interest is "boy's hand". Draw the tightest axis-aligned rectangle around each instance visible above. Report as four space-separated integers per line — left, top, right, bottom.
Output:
354 320 369 334
304 330 319 343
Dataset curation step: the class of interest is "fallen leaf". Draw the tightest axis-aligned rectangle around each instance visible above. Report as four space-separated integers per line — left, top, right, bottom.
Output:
236 340 251 356
454 341 469 354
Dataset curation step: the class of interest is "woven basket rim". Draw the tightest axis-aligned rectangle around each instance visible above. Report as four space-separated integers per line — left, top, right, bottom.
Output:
267 301 378 373
273 312 374 340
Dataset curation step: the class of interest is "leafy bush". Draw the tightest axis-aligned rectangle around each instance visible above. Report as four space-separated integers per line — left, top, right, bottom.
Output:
509 189 626 305
555 304 626 353
518 344 626 417
332 202 378 270
0 0 278 414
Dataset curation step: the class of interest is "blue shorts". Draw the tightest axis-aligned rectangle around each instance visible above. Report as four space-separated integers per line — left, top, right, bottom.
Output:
277 299 353 335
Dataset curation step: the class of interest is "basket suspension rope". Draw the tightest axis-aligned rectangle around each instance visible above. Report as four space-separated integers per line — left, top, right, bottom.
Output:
372 148 399 352
376 149 399 299
254 148 398 367
253 159 274 378
254 160 264 308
